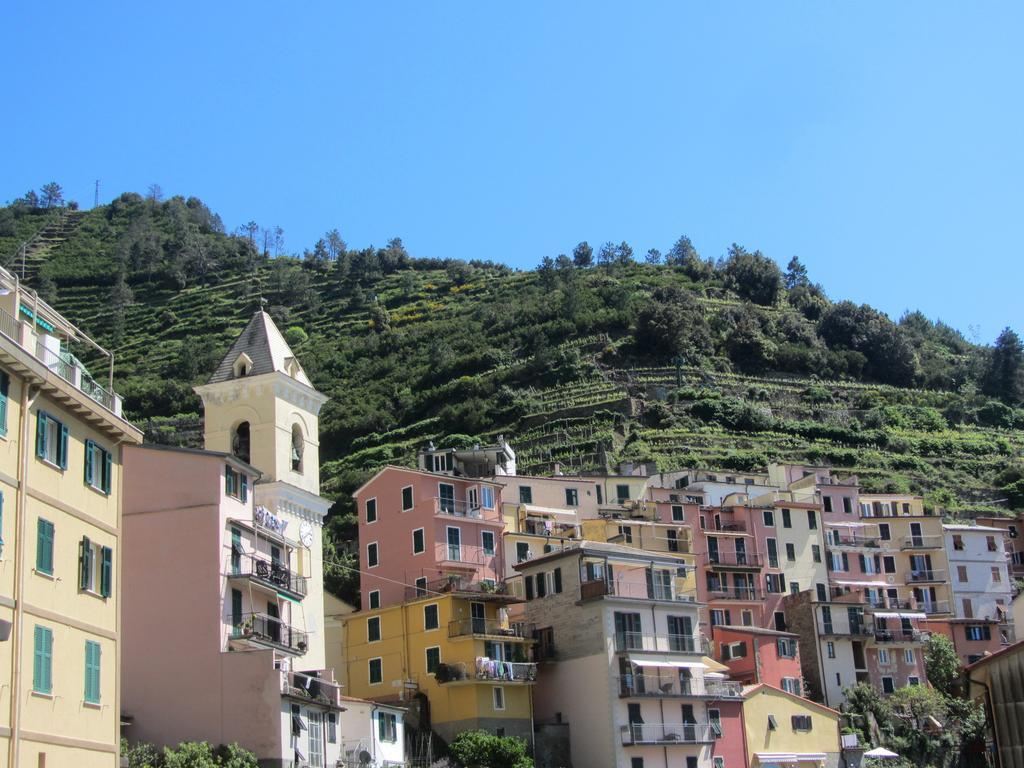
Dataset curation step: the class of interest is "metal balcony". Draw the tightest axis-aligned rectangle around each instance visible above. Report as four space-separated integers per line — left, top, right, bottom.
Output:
621 722 715 745
614 632 708 654
706 552 763 569
906 570 946 584
618 675 742 699
228 554 307 600
231 612 308 654
901 536 944 550
448 618 531 639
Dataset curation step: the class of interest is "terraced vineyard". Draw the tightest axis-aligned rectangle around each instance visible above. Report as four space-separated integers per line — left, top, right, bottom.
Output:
3 193 1021 600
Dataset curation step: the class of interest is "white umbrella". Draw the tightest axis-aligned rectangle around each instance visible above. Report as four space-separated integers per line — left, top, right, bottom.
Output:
863 747 900 759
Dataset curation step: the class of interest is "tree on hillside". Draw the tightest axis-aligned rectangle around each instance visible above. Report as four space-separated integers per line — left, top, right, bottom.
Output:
721 244 782 305
644 248 662 264
325 228 346 260
819 301 919 386
596 241 616 268
572 241 593 267
40 182 63 209
982 327 1023 404
147 184 164 203
784 255 809 289
924 633 961 697
635 286 712 360
666 235 698 266
110 272 134 343
614 241 634 267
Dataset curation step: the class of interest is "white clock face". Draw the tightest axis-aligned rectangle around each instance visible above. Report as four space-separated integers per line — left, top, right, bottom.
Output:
299 521 314 548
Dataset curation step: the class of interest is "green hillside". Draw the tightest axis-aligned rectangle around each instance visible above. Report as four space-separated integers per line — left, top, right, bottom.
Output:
3 190 1023 602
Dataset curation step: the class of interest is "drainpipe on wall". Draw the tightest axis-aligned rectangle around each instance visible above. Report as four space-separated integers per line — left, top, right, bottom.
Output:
8 383 37 768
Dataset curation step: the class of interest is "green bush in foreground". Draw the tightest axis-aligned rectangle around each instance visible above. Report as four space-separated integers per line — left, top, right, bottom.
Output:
122 740 258 768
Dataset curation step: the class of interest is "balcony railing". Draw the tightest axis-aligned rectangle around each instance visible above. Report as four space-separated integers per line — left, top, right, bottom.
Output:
827 536 881 549
281 670 342 708
229 554 308 598
432 497 501 521
0 305 122 416
901 536 944 550
579 578 697 603
404 575 511 600
434 659 537 684
706 586 765 602
906 570 946 584
874 630 925 644
920 601 950 615
615 632 708 654
818 621 873 637
448 618 530 639
621 723 715 745
434 542 499 567
618 675 742 699
707 552 763 568
232 612 308 654
712 520 748 533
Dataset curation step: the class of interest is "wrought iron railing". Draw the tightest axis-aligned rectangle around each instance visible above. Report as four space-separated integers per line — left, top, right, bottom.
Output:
232 612 308 653
230 554 308 597
620 722 714 745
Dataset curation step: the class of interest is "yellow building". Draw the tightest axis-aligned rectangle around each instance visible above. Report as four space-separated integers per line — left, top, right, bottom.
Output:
0 270 142 768
741 684 843 767
338 589 535 746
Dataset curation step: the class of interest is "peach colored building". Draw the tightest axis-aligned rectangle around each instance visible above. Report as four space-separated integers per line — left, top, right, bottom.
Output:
353 466 506 610
122 312 340 768
712 625 803 692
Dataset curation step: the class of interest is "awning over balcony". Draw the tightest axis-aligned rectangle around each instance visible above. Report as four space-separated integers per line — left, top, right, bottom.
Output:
825 522 870 528
754 754 827 765
834 580 888 587
629 655 707 669
520 504 578 518
873 612 926 619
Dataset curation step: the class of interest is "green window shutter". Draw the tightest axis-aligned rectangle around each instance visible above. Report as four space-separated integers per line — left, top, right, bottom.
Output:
36 518 53 574
225 466 234 496
240 473 248 503
79 536 92 590
33 626 52 694
84 440 94 487
35 412 47 459
0 371 9 435
103 450 112 495
58 422 69 470
100 546 112 598
84 641 101 703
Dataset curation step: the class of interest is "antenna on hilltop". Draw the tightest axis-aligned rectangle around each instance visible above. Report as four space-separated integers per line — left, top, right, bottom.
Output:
94 180 100 209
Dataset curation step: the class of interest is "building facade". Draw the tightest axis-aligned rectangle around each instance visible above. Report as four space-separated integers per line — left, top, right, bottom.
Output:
0 269 142 768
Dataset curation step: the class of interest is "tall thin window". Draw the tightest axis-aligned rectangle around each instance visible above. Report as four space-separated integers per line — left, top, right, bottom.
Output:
232 422 251 464
291 424 304 473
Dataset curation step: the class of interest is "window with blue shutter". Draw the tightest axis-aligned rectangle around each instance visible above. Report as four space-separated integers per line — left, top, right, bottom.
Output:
79 536 93 589
33 625 53 694
100 546 112 598
0 371 9 436
84 440 95 486
103 450 112 494
240 472 248 503
36 411 69 469
225 466 236 497
84 640 101 703
36 412 47 459
36 518 54 574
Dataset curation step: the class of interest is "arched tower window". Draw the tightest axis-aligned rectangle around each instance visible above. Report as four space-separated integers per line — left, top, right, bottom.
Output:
232 422 251 464
291 424 304 473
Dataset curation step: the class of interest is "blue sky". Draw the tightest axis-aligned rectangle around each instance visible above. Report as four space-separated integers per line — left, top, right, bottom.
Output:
2 3 1021 342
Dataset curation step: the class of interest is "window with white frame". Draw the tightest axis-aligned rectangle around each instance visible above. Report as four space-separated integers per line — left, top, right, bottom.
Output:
367 616 381 643
826 641 835 659
782 678 800 695
904 648 915 664
492 686 505 710
412 528 425 554
368 658 383 685
367 542 379 568
366 498 377 523
908 676 920 686
368 590 380 610
878 649 891 664
308 711 323 768
481 486 494 509
378 712 398 743
425 646 441 674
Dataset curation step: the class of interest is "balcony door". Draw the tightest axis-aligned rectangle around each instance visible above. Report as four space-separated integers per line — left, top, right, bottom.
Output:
447 527 462 561
471 602 486 634
681 703 696 741
615 612 642 650
439 483 456 514
267 601 281 644
735 538 748 566
668 615 693 651
910 554 932 578
910 522 923 547
647 569 672 601
707 537 720 564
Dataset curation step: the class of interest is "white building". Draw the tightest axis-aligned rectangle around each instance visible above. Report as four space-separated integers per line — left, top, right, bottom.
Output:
944 524 1013 621
337 697 407 768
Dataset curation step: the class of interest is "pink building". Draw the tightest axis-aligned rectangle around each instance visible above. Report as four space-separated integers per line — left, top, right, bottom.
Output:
712 625 803 692
354 466 506 610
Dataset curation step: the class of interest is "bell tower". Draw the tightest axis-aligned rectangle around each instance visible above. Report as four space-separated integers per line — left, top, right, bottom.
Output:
195 311 331 668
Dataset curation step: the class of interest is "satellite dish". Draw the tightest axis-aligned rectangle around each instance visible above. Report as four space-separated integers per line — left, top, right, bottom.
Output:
359 750 371 765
